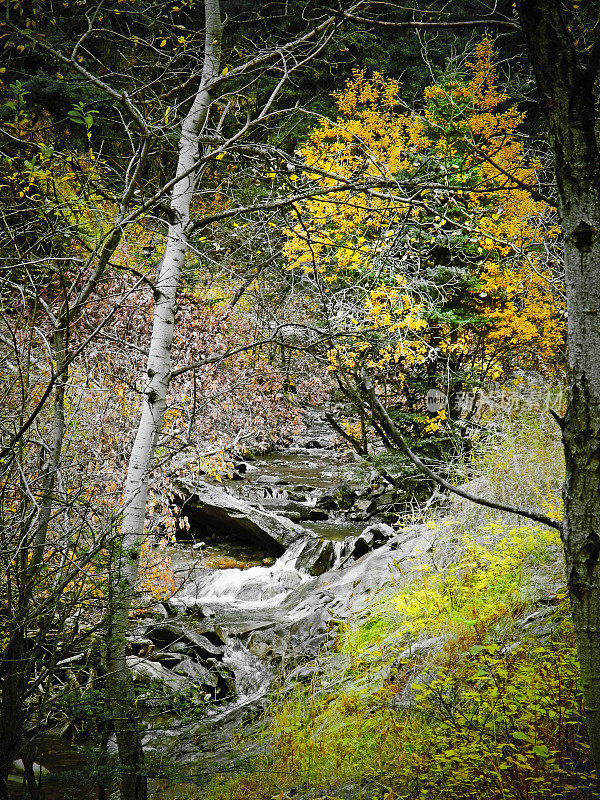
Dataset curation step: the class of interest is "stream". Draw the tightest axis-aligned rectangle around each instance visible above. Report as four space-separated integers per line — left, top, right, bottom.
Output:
10 411 432 798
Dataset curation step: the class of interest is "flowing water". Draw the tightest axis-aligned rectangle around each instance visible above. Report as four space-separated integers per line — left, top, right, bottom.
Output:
10 421 370 797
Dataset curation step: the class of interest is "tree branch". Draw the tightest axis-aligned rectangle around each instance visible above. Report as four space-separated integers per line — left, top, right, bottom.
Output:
327 7 520 30
169 336 277 378
324 411 367 454
359 369 563 531
583 31 600 92
0 277 147 460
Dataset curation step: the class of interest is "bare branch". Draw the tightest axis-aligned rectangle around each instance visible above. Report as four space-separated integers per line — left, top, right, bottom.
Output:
359 369 563 531
327 6 520 30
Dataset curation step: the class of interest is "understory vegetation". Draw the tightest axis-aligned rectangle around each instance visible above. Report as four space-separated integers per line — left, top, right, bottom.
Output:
5 1 600 796
153 406 593 800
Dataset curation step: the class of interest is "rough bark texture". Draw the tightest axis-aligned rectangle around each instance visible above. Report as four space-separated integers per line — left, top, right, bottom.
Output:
516 0 600 776
0 629 27 800
104 3 222 799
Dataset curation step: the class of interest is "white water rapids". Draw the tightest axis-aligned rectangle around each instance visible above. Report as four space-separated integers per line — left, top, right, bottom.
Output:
169 537 349 612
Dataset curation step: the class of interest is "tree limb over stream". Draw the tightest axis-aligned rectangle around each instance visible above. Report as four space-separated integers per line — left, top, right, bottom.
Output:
358 369 563 532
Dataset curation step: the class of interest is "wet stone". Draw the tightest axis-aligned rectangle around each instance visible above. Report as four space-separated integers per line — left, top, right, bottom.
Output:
131 413 442 772
150 652 185 668
172 658 219 686
255 475 290 485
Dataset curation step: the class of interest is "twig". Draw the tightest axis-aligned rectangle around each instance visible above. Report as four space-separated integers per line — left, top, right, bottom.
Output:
359 368 563 531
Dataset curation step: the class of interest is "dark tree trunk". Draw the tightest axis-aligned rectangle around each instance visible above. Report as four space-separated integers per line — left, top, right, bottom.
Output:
0 630 27 800
0 329 67 799
105 613 148 800
516 0 600 775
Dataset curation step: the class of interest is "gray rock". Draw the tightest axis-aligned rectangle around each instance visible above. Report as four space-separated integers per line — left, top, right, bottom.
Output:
184 628 226 656
245 634 274 660
142 516 440 770
292 539 339 576
149 651 185 667
515 606 561 639
145 621 225 658
516 607 556 629
287 490 307 502
254 475 289 485
389 530 433 555
126 636 154 656
163 641 190 654
345 524 394 559
393 635 450 664
127 656 185 690
261 570 303 599
175 479 310 552
361 523 395 539
315 484 359 511
242 606 334 665
373 491 397 507
258 499 312 520
172 657 219 687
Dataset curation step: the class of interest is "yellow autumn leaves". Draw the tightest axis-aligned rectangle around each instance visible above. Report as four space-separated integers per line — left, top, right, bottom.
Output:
284 38 563 423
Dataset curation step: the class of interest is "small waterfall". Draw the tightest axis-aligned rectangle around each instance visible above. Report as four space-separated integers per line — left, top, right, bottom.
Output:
176 548 309 610
222 640 271 703
277 537 309 567
201 639 272 731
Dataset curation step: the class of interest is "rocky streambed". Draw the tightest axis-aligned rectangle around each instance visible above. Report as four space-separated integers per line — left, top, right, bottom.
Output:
126 410 435 769
130 526 434 773
11 410 435 795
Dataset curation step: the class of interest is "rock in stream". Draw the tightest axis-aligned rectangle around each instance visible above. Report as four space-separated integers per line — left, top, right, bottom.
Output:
175 478 310 553
136 523 434 765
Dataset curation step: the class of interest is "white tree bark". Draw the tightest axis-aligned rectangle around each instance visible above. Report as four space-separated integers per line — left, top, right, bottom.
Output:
105 3 222 798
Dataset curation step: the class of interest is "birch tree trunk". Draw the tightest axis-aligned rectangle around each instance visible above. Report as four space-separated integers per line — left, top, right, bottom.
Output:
516 0 600 777
105 3 221 798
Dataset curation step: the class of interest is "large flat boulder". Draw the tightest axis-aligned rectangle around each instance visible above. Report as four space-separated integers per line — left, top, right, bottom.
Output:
127 655 185 690
176 479 310 553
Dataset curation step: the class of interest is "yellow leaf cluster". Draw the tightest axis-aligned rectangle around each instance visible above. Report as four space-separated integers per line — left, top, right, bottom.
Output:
284 38 563 407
